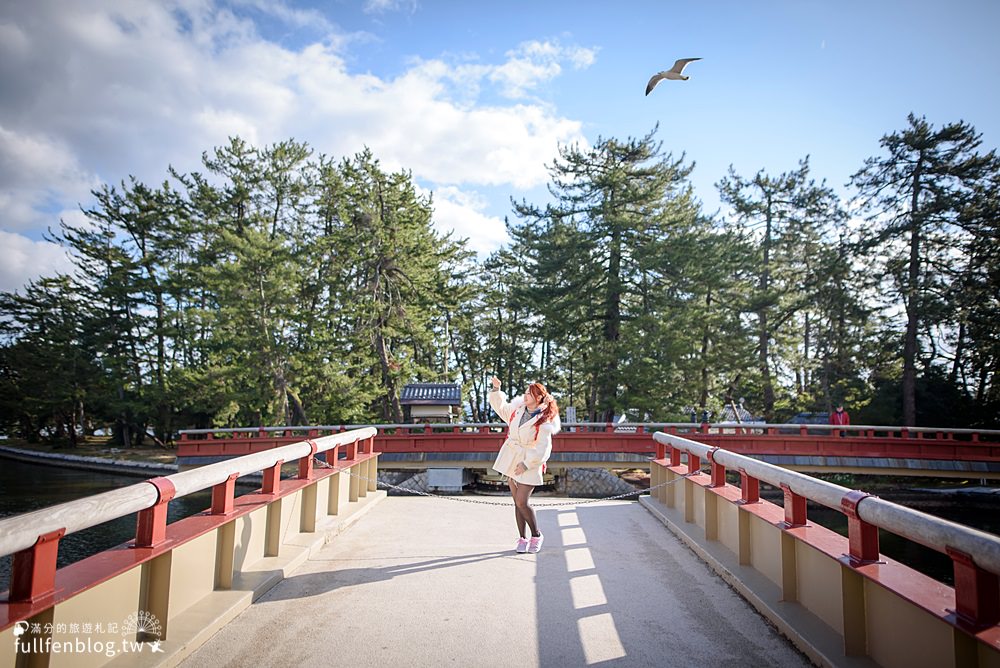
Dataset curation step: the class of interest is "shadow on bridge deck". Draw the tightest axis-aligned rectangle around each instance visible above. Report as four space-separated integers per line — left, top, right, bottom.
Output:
181 496 811 668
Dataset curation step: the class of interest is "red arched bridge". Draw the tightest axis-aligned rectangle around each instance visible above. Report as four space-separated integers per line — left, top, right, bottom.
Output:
177 422 1000 478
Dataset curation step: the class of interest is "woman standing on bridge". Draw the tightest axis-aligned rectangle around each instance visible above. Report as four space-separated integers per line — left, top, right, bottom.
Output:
488 376 560 554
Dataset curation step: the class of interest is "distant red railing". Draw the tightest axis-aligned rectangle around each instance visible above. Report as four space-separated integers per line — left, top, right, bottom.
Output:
176 422 1000 463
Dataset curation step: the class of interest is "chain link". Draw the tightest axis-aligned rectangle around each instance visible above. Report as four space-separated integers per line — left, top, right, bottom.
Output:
335 466 698 507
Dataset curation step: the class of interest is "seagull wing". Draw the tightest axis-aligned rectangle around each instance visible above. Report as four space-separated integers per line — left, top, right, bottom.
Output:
669 57 702 75
645 71 667 96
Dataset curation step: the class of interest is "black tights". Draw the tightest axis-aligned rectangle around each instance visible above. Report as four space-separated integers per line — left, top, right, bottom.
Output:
508 479 539 538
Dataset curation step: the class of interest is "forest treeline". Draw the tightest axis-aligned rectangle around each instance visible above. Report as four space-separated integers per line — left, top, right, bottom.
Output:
1 114 997 446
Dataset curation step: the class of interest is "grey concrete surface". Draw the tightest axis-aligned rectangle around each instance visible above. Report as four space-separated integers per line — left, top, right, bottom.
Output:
181 496 812 668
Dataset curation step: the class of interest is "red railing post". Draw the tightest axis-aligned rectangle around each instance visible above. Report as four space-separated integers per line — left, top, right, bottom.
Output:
737 468 759 503
670 446 682 468
262 460 284 495
10 528 65 602
947 547 1000 628
687 453 701 476
841 490 880 564
327 444 340 467
211 473 240 515
655 441 666 461
347 438 359 460
135 477 177 548
299 440 318 479
706 448 725 487
780 483 807 528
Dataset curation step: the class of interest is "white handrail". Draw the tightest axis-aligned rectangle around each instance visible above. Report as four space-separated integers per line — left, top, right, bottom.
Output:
0 428 376 559
653 431 1000 576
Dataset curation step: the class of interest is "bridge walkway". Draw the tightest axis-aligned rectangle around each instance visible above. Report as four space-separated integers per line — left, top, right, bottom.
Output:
181 496 811 667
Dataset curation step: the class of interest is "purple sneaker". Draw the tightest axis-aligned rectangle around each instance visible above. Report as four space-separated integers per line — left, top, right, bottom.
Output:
515 537 529 553
528 534 544 553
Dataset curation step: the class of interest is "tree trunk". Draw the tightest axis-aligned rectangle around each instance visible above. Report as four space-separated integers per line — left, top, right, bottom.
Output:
285 388 309 425
699 292 711 410
155 288 169 443
374 325 403 423
600 224 623 420
902 160 923 426
759 201 775 420
949 322 965 386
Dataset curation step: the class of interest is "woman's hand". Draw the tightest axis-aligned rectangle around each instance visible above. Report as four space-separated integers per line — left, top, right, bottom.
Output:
490 376 501 391
514 462 527 476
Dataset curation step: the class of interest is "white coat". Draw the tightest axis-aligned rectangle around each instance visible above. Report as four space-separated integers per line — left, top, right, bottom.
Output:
489 389 561 486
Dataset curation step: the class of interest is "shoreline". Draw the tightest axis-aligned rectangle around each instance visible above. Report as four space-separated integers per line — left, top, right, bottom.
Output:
0 445 178 478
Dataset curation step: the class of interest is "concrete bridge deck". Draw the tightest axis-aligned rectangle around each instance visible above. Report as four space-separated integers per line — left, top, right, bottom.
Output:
181 496 810 668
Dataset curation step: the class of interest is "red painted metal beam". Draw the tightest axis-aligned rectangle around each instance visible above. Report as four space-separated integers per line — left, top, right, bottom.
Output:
9 529 65 603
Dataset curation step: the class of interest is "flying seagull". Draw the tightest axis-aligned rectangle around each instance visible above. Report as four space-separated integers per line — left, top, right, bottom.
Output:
645 58 702 96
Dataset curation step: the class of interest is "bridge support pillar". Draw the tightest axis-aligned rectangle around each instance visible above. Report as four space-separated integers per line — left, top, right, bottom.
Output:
265 500 282 557
738 508 752 566
300 483 318 533
350 462 361 502
367 455 379 493
650 463 662 503
841 564 868 655
216 520 236 590
704 489 718 541
780 531 798 603
664 467 677 508
327 471 342 516
138 552 172 641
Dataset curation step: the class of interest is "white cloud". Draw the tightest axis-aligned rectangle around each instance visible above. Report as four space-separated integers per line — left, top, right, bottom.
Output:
0 232 74 293
0 126 99 230
228 0 335 31
425 186 510 256
0 1 593 290
362 0 418 15
491 40 599 99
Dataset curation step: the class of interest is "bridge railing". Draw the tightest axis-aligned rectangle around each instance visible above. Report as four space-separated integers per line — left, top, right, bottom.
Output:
177 422 1000 441
0 428 378 665
649 431 1000 666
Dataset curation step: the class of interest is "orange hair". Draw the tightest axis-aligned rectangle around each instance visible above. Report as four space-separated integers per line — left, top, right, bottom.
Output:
527 382 559 441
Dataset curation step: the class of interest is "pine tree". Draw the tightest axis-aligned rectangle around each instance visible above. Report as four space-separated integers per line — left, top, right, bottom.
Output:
850 114 1000 425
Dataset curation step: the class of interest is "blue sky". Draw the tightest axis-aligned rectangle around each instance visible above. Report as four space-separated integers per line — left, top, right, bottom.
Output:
1 0 998 292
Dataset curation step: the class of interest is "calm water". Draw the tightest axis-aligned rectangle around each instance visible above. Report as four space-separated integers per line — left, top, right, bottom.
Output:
1 459 998 592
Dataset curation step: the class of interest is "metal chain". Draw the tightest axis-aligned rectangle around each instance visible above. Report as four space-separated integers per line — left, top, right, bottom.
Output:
336 466 698 507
